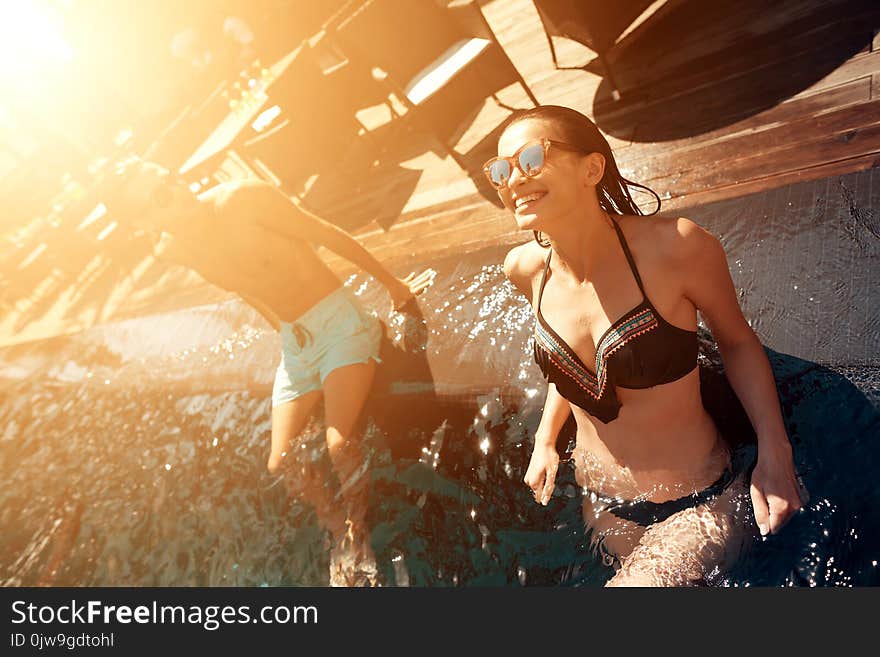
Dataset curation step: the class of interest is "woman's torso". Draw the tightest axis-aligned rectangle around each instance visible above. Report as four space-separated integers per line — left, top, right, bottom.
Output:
528 215 728 502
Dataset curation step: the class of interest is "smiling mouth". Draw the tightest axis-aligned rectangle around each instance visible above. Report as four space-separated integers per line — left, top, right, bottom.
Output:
514 192 546 210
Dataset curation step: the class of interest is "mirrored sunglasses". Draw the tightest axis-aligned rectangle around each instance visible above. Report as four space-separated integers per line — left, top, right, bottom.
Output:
483 138 581 189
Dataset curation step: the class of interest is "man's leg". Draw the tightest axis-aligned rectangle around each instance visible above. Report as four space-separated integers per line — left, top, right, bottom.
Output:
269 391 322 474
270 391 356 547
322 360 377 529
321 360 379 585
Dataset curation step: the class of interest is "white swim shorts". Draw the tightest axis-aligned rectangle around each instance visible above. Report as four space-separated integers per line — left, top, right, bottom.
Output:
272 286 382 407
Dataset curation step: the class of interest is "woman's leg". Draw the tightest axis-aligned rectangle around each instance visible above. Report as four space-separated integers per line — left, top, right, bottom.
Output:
582 496 645 567
605 475 753 587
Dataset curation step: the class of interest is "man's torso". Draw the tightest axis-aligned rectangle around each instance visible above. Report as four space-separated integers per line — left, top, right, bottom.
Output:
165 181 342 322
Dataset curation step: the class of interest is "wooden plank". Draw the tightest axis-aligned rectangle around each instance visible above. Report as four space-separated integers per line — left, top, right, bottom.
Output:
625 0 874 82
334 140 880 273
365 147 880 267
597 4 879 114
625 97 880 184
662 150 880 211
619 76 873 164
789 48 880 100
650 119 880 198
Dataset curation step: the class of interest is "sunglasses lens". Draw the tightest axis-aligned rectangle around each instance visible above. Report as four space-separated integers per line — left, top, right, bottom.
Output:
488 159 511 187
519 143 545 176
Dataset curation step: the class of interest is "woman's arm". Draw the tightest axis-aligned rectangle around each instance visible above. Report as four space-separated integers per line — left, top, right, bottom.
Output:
712 333 800 536
504 244 569 505
535 382 572 446
525 382 571 505
678 219 802 535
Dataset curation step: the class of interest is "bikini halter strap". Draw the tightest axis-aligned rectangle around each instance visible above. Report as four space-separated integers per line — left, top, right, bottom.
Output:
609 216 647 296
536 248 553 312
536 215 647 309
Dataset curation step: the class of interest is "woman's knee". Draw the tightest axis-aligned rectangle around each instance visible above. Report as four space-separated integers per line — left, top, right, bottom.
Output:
608 544 707 587
609 506 744 586
605 568 660 587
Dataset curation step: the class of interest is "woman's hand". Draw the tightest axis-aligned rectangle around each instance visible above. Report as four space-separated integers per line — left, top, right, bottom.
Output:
749 437 805 536
524 440 560 506
388 269 436 311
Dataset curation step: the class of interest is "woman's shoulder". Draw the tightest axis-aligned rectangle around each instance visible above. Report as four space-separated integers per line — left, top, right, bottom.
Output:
617 214 720 264
503 240 547 279
503 240 548 299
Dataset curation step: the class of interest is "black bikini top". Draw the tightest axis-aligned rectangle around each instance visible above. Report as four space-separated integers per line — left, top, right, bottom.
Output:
532 218 698 423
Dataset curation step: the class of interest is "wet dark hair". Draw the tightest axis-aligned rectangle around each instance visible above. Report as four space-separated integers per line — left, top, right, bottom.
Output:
499 105 661 246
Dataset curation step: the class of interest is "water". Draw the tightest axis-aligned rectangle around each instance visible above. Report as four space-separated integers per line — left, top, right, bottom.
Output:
1 172 878 587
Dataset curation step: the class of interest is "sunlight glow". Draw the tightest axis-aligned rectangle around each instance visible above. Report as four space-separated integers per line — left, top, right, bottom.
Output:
96 220 117 241
0 1 72 84
251 105 281 132
77 203 108 231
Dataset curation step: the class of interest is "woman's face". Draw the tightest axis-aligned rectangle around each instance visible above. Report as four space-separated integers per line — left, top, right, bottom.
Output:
495 118 590 233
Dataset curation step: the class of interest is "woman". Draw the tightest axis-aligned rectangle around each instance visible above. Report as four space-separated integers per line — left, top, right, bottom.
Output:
486 106 804 585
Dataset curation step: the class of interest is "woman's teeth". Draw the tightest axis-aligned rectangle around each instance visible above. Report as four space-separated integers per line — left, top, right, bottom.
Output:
515 192 545 209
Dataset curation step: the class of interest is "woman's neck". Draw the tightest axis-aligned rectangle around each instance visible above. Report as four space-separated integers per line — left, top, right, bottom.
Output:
546 208 617 283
